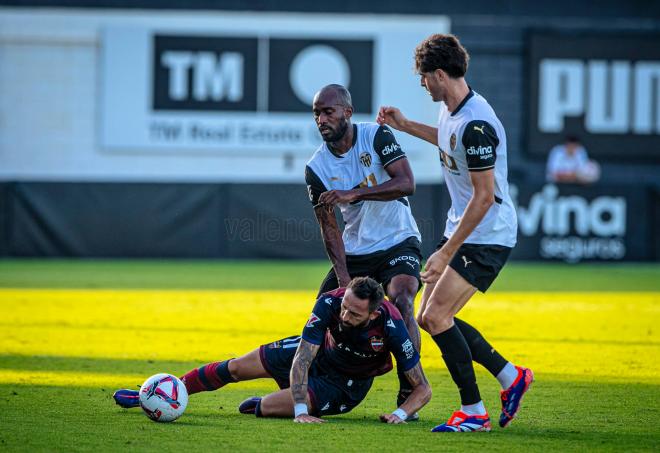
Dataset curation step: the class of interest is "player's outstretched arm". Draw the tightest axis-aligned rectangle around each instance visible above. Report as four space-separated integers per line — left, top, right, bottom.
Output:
380 362 432 424
377 106 438 146
290 339 324 423
313 205 351 287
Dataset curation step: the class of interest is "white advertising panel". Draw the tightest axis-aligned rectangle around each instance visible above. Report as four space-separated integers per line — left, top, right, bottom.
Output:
100 14 450 155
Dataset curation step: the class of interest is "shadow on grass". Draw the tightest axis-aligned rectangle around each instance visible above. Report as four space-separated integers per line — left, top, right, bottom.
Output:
1 373 659 453
0 354 210 375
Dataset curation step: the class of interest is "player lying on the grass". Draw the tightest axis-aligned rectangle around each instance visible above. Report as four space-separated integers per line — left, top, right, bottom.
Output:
114 277 432 423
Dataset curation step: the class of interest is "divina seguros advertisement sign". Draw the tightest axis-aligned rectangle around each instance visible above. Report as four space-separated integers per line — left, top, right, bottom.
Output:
510 183 653 263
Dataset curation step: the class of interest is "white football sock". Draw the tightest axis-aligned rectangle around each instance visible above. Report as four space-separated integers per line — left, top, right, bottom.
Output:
497 362 519 389
461 400 486 416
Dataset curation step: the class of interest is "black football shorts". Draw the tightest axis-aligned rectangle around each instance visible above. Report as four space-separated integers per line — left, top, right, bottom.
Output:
436 237 512 292
259 336 373 416
317 236 422 296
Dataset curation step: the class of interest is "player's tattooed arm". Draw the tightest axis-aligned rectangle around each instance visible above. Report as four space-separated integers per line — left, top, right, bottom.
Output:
314 205 351 287
381 362 432 423
290 339 324 423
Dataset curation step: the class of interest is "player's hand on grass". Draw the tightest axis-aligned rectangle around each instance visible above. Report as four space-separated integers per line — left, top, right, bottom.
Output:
318 190 358 209
379 413 407 424
376 106 408 131
294 414 326 424
420 250 449 284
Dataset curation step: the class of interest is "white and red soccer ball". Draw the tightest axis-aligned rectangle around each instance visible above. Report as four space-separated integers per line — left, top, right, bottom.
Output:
139 373 188 422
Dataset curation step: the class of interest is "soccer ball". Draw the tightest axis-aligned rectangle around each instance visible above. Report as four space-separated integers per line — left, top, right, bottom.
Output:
139 373 188 422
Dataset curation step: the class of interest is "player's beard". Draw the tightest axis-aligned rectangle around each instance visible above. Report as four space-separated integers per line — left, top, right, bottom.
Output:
321 117 348 143
341 318 369 330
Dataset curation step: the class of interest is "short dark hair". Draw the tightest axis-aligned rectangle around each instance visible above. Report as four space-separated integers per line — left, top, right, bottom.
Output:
319 84 353 108
347 277 384 312
414 34 469 78
565 135 580 144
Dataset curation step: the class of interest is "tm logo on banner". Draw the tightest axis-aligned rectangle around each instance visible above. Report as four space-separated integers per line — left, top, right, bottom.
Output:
152 35 373 113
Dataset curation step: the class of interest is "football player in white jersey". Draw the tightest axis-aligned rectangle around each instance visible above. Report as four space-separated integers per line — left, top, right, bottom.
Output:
306 84 424 418
377 34 533 432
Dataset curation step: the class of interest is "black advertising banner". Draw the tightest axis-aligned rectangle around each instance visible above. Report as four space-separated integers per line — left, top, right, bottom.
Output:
510 182 653 262
527 32 660 161
153 36 373 114
1 182 657 261
153 36 259 112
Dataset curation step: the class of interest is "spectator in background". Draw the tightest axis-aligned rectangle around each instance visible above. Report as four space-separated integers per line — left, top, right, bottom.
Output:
546 135 600 184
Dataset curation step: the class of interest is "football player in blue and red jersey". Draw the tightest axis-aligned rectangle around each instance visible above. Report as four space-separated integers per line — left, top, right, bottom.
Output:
113 277 431 424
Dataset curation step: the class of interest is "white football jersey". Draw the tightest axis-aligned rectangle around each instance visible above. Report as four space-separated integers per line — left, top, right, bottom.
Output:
436 90 517 247
306 122 421 255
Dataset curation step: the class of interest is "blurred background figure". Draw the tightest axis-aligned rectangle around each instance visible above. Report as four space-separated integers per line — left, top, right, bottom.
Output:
546 135 600 184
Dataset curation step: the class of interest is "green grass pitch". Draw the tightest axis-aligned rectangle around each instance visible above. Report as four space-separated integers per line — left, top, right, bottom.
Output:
0 260 658 452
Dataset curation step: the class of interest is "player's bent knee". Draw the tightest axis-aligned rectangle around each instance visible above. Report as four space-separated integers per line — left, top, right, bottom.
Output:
228 348 267 381
227 360 245 382
393 296 415 318
419 312 453 335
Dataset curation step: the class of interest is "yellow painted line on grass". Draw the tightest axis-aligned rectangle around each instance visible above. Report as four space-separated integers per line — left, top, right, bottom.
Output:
1 289 658 383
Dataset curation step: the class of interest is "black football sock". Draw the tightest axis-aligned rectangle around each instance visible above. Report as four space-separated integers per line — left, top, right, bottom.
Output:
432 324 481 406
455 318 508 377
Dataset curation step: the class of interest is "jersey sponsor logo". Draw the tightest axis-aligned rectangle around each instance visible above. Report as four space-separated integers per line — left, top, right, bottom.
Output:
450 133 457 150
466 145 493 157
359 152 372 167
336 342 378 358
386 319 396 329
401 339 415 359
462 256 472 268
439 148 459 173
370 336 384 352
388 255 420 267
381 143 401 155
306 312 321 328
473 124 486 134
355 173 378 190
306 185 314 202
321 402 330 411
324 297 333 305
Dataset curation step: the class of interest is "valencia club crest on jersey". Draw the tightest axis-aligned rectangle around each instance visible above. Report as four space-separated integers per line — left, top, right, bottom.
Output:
360 152 372 167
450 133 457 151
370 336 384 352
306 312 321 328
